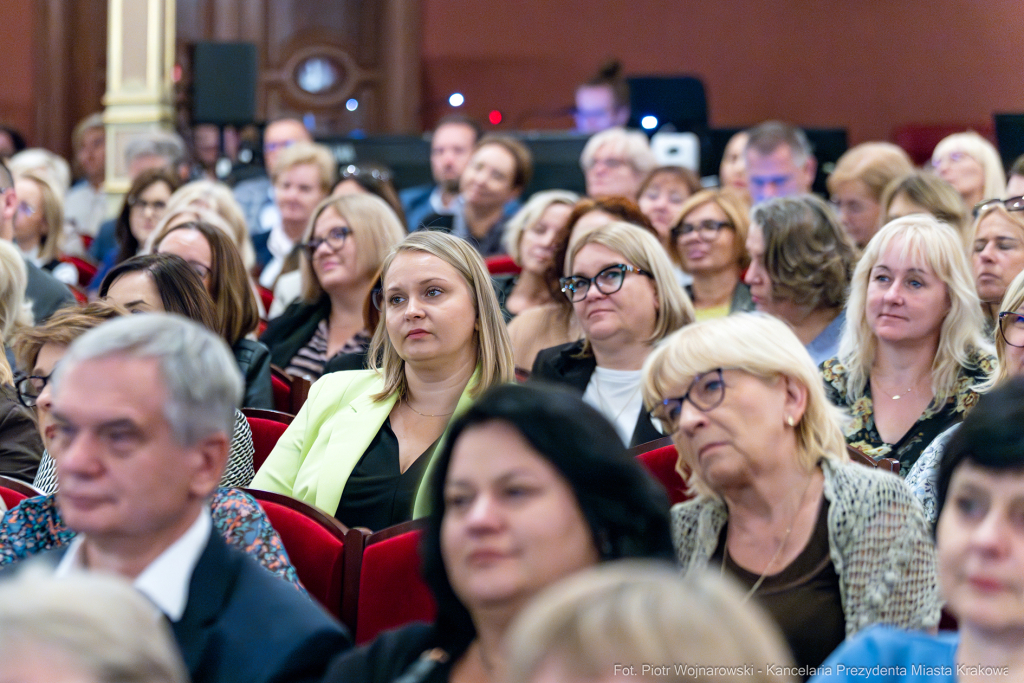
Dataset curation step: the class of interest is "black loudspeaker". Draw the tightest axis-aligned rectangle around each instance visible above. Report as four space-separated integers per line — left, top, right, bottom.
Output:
192 42 258 126
994 114 1024 172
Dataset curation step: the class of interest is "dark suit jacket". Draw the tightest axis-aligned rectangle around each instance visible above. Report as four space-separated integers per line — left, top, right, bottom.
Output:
530 340 662 447
233 338 274 409
173 531 350 683
14 531 351 683
24 258 75 324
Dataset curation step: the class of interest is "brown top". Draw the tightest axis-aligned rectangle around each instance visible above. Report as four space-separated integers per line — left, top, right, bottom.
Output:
714 496 845 676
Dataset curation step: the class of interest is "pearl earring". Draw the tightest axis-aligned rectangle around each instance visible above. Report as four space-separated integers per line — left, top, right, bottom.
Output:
786 415 795 427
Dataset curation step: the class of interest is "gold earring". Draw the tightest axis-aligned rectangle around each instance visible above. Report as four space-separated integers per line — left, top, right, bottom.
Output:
786 415 795 427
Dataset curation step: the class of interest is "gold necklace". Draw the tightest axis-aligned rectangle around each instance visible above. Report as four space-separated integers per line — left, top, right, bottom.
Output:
721 474 816 603
872 376 920 401
404 397 454 418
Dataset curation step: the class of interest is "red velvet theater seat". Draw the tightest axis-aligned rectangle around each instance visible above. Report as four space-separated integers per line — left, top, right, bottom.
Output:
0 475 43 508
344 519 436 644
632 439 691 506
245 488 350 619
241 408 294 473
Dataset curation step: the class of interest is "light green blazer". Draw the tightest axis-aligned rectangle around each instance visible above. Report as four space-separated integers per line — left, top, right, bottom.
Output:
251 368 480 520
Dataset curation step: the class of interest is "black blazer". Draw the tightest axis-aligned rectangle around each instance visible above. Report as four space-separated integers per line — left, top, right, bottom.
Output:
233 338 274 409
530 340 662 447
259 296 331 368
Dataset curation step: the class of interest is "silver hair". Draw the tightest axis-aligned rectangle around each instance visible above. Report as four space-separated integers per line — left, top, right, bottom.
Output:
124 131 187 170
51 313 242 446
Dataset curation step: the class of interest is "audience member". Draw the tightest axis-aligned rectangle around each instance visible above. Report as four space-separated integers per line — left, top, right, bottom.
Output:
506 563 796 683
498 189 578 318
150 218 273 408
812 378 1024 682
1006 153 1024 197
162 179 258 271
5 313 350 683
574 60 631 134
0 125 26 159
320 382 672 683
826 142 914 247
12 171 77 284
0 238 34 367
260 193 405 381
643 313 941 671
252 231 514 529
0 335 43 484
822 215 994 475
333 162 407 228
87 131 189 264
930 130 1005 210
0 161 75 323
580 127 656 199
233 118 313 238
745 196 858 364
401 115 481 230
256 141 334 287
63 114 110 243
422 136 532 258
533 221 694 446
90 168 181 290
0 569 189 683
636 165 701 252
719 130 751 203
880 170 970 239
744 121 816 204
969 196 1024 327
8 148 72 197
668 188 753 319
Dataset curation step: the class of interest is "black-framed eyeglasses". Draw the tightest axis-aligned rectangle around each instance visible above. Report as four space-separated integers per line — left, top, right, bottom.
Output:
303 226 352 258
671 219 733 242
16 373 51 408
559 264 652 302
998 311 1024 348
654 369 726 427
973 195 1024 218
127 197 168 213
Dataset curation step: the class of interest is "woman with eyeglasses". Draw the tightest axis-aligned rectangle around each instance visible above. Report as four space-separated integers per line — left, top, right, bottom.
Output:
89 168 182 293
642 312 940 671
149 213 274 409
905 266 1024 523
812 378 1024 683
252 231 515 530
821 215 995 478
259 193 405 381
531 221 694 447
745 196 859 365
668 189 754 321
969 196 1024 328
930 131 1005 212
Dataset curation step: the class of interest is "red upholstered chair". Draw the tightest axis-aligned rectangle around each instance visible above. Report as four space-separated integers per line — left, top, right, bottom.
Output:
271 365 311 414
343 519 436 644
257 285 274 313
484 254 521 276
244 489 351 619
241 408 294 472
59 255 99 288
0 475 44 509
631 437 692 505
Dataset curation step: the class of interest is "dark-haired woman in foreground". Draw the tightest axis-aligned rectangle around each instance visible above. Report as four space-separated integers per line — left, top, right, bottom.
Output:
321 382 673 683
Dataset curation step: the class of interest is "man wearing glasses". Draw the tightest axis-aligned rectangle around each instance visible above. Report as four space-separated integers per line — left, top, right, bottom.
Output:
744 121 817 204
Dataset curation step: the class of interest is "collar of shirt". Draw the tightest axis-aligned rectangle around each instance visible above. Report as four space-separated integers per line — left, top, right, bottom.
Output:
428 185 457 215
55 510 212 621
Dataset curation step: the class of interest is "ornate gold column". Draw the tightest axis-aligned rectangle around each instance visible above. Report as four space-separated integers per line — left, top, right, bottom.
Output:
103 0 175 195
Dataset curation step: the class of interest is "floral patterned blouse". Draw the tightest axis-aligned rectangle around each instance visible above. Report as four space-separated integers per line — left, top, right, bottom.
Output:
0 488 305 595
821 349 995 477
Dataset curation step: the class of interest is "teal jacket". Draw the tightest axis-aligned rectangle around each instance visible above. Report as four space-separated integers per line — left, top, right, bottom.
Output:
251 368 480 519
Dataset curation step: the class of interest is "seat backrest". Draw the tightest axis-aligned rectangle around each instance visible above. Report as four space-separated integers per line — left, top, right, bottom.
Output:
485 254 521 276
271 365 311 413
60 255 99 288
846 445 900 474
244 489 350 618
0 475 43 508
634 443 691 505
344 519 436 644
242 409 294 473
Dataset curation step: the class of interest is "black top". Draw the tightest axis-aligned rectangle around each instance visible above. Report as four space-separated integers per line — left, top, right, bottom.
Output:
334 419 434 531
530 340 662 447
260 296 332 368
323 623 459 683
233 338 274 409
714 496 845 676
0 384 44 484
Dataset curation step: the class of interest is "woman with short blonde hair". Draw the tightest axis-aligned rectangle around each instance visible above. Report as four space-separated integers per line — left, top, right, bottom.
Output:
642 312 940 671
968 199 1024 325
163 179 257 270
580 127 657 199
931 131 1005 210
827 142 914 247
532 221 694 446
